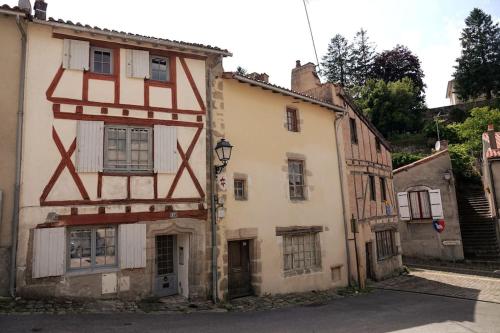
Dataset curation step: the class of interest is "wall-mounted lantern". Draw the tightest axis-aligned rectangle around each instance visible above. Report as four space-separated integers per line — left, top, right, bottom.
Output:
214 138 233 175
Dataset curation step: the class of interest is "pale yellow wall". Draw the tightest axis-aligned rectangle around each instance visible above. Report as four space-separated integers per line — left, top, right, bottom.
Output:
0 14 22 295
216 79 348 295
17 23 208 283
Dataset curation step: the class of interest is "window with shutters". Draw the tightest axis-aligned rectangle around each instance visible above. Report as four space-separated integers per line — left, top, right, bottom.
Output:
283 233 320 271
90 47 113 75
288 160 305 200
409 191 432 220
104 126 153 172
286 107 299 132
150 55 170 82
376 230 397 260
68 226 117 271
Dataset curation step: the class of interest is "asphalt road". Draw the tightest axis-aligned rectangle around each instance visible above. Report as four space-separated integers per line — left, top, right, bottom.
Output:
1 290 499 333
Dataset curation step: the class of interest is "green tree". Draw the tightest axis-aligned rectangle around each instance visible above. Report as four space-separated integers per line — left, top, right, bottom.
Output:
370 45 425 100
350 28 376 86
355 78 424 137
236 66 248 76
321 34 352 86
454 106 500 153
454 8 500 100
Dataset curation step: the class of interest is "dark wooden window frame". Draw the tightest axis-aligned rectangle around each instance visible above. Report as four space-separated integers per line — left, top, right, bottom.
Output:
375 137 382 152
376 230 396 261
369 175 376 201
350 117 358 144
380 177 387 201
288 159 306 200
234 178 247 200
408 190 432 220
286 107 299 132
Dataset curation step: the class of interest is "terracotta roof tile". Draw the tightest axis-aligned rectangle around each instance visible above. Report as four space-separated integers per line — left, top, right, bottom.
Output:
0 3 29 13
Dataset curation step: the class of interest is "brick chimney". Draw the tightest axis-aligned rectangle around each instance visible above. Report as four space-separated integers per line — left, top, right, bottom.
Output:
291 61 321 93
34 0 47 20
488 124 497 149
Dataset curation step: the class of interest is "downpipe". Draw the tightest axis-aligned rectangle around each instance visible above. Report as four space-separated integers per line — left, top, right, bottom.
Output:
10 15 27 298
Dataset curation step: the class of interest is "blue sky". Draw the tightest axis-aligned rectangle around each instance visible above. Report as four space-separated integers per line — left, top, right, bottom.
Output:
6 0 500 107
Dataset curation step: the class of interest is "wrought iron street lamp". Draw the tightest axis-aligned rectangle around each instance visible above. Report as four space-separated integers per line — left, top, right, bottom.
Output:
214 138 233 174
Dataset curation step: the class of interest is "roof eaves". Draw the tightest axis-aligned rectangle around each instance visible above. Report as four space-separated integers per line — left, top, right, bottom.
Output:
0 4 28 16
223 72 345 113
33 17 232 57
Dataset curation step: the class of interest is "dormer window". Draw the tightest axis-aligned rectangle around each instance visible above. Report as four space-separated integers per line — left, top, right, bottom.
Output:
150 56 170 82
91 47 113 75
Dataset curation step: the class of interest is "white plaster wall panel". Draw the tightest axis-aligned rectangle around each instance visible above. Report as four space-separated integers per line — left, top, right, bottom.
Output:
149 86 172 108
128 109 148 119
83 106 103 116
154 125 177 173
171 172 198 198
184 58 206 105
185 128 206 195
52 70 83 100
76 121 104 172
101 176 127 199
119 223 146 269
120 49 145 106
156 174 174 198
78 173 97 199
155 112 170 120
87 79 114 103
45 169 84 201
176 57 199 111
32 227 65 278
130 176 154 199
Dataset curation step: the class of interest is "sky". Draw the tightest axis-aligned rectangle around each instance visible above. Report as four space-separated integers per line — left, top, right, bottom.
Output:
7 0 500 107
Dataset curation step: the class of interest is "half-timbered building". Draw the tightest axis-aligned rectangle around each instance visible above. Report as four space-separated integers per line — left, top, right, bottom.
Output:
14 8 230 299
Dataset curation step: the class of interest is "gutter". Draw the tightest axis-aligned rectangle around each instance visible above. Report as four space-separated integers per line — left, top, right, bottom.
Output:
334 109 353 287
34 19 232 58
10 15 27 298
206 66 218 303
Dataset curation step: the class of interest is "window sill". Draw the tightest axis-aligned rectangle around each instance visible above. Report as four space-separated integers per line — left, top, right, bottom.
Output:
284 266 322 278
101 171 155 176
290 198 307 203
407 219 433 224
66 266 120 277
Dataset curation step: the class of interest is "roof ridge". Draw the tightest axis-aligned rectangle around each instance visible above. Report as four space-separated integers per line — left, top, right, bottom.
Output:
393 149 449 174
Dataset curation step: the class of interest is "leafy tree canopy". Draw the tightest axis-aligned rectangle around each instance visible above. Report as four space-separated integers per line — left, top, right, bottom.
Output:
321 34 352 86
453 8 500 101
370 45 425 99
349 28 376 86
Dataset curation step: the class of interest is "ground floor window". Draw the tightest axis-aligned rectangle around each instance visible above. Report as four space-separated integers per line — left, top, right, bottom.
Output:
68 226 117 270
283 233 320 271
376 230 396 260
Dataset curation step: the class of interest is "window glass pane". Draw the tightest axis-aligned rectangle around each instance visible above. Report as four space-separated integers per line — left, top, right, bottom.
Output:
420 192 432 218
151 57 169 82
95 227 116 266
69 229 92 269
409 191 421 219
102 63 111 74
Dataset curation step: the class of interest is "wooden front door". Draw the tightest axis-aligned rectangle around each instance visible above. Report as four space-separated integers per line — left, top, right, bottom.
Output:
228 240 252 299
155 235 178 297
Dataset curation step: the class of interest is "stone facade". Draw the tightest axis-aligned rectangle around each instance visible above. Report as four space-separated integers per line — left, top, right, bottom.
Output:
393 149 464 261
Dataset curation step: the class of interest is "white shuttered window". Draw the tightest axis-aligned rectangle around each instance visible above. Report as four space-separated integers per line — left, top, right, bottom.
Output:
126 49 150 79
77 121 104 172
429 189 444 219
32 227 65 278
397 192 411 221
63 39 90 71
154 125 177 173
119 224 146 269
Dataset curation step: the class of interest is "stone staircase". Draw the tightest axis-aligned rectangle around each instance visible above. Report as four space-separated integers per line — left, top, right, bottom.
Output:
457 186 500 259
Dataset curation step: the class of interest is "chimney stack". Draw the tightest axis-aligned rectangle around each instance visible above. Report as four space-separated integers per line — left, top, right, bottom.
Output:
296 60 301 68
34 0 47 20
488 124 497 149
18 0 32 13
291 61 321 93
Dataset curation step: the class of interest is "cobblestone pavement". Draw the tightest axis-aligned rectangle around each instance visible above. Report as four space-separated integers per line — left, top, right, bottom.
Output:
0 288 351 315
374 267 500 303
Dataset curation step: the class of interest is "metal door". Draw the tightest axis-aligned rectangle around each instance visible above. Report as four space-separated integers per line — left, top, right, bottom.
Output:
155 235 178 296
228 240 252 299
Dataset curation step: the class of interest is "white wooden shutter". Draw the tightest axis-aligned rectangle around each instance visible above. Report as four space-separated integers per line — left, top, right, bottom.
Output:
77 121 104 172
397 192 411 221
429 189 444 219
154 125 177 173
119 224 146 269
32 227 65 278
63 39 90 71
126 49 150 79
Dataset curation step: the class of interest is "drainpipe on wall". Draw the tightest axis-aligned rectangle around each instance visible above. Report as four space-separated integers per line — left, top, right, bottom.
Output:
206 65 218 303
10 15 27 298
334 109 353 287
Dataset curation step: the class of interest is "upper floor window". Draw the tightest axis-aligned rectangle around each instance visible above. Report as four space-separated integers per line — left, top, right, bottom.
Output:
104 126 152 172
409 191 431 219
380 177 387 201
288 160 305 200
69 226 117 271
286 107 299 132
150 56 170 82
369 175 376 201
376 137 382 152
350 118 358 144
90 47 113 75
234 179 247 200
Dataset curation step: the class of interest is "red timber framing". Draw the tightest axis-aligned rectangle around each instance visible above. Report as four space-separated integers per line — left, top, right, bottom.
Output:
40 38 207 209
